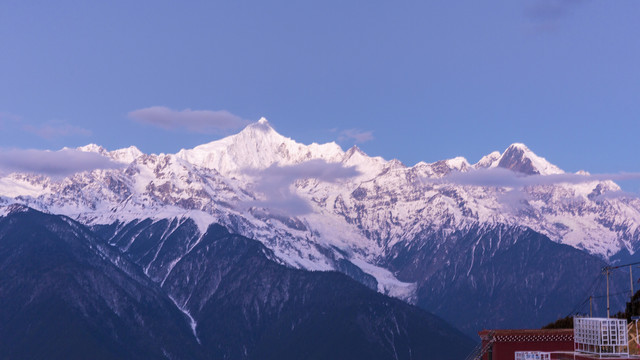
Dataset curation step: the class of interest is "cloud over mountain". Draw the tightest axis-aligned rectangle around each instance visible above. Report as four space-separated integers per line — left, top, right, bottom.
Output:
339 129 374 144
429 167 640 189
243 159 361 215
0 148 122 177
23 121 92 139
128 106 249 134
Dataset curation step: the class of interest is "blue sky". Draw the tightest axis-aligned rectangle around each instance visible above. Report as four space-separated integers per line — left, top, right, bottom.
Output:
1 1 639 190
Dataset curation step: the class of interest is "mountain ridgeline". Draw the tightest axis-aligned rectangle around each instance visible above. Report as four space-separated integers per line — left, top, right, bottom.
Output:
387 224 628 334
0 207 474 359
1 118 639 353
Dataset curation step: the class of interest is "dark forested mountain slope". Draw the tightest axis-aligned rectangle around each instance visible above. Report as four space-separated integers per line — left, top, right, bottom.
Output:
162 224 475 360
0 207 474 359
0 206 202 360
386 224 628 336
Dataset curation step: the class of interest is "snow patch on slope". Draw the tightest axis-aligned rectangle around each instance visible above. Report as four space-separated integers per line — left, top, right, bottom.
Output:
0 176 50 197
168 295 200 344
350 258 417 302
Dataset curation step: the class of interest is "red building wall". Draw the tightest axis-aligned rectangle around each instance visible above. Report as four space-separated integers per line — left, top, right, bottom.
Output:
479 329 574 360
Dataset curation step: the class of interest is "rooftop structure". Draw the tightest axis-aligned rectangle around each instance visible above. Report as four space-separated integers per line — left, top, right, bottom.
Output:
473 324 640 360
574 317 629 357
476 329 573 360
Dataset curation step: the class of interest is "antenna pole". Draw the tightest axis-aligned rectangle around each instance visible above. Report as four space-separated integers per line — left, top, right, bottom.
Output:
636 320 640 346
597 261 640 318
590 296 593 318
631 265 635 298
606 268 611 318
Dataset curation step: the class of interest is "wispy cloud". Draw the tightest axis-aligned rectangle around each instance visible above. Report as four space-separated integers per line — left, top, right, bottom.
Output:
0 112 22 123
128 106 249 134
1 113 91 140
0 148 123 177
23 120 92 139
338 129 374 144
428 167 640 187
422 167 640 217
242 159 361 215
593 190 640 201
425 168 640 198
524 0 588 30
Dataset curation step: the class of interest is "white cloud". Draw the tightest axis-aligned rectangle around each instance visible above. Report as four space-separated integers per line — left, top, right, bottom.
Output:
0 112 22 130
424 168 640 207
0 112 22 123
339 129 374 144
523 0 588 31
23 121 92 139
427 168 640 188
128 106 249 133
242 159 361 215
0 148 123 177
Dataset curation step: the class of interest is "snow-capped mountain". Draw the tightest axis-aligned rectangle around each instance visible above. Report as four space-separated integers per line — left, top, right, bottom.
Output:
1 118 639 334
479 142 563 175
176 118 345 174
1 118 639 277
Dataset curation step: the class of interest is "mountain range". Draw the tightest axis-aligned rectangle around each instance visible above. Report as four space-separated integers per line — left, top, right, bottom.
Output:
1 118 639 348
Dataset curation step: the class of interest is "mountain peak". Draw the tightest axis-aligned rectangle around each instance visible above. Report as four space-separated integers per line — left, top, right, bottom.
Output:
446 156 470 171
225 118 288 150
345 145 365 157
508 143 528 151
474 151 501 169
110 146 143 163
77 144 107 155
176 119 344 174
497 143 563 175
243 117 275 133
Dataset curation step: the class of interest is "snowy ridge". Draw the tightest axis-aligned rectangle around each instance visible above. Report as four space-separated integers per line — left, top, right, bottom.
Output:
1 119 639 301
176 118 344 176
474 151 501 169
494 143 564 175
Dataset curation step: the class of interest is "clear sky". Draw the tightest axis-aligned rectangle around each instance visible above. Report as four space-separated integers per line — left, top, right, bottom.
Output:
1 1 639 190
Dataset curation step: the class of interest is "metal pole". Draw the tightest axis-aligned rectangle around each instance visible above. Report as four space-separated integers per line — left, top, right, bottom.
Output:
590 296 593 318
632 265 635 298
607 268 611 318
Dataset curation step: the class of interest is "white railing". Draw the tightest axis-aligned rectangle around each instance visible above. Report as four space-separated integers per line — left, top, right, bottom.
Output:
514 351 551 360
